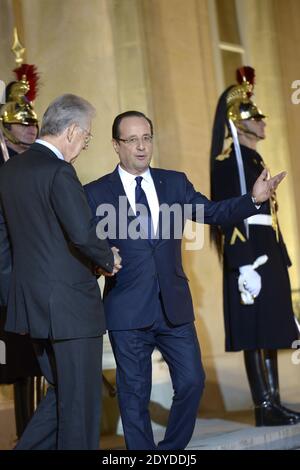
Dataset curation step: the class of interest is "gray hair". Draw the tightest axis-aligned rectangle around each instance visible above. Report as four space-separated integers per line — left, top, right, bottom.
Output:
40 94 96 137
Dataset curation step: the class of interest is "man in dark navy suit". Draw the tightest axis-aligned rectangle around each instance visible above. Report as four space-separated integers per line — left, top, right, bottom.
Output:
84 110 286 450
0 94 121 449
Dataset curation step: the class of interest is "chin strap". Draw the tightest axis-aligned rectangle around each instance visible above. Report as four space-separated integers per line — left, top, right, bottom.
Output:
0 81 10 162
12 139 32 148
242 128 264 140
0 127 10 162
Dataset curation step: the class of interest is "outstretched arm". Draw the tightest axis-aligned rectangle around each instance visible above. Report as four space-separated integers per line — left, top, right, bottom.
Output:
185 169 286 227
252 168 286 204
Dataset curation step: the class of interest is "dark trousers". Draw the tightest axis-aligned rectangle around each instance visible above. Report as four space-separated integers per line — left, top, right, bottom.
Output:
14 377 44 439
109 300 205 450
15 336 103 450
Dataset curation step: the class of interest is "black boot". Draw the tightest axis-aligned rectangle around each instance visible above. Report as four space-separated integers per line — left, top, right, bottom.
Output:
244 349 297 426
263 349 300 423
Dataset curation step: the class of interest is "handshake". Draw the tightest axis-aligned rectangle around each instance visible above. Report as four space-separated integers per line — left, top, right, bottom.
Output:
94 246 122 277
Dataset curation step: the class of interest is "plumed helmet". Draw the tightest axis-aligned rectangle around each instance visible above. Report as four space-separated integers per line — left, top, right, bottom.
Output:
226 66 265 123
0 28 39 145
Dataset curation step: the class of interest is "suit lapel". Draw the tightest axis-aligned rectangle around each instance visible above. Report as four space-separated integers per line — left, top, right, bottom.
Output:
150 168 167 206
150 168 167 243
107 166 136 219
107 166 128 202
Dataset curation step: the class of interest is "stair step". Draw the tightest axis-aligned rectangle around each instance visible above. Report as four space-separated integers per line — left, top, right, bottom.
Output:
152 418 300 450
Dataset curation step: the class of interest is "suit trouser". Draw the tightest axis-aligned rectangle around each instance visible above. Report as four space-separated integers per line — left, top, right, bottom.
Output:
109 300 205 450
15 336 103 450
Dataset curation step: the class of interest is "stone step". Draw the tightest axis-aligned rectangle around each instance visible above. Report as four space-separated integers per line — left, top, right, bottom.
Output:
152 417 300 450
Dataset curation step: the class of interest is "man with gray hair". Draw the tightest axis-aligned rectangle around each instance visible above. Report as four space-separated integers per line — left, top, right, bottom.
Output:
0 94 121 449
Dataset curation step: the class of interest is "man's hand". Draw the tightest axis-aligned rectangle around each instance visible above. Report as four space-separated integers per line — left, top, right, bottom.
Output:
111 246 122 275
252 168 286 204
94 266 113 277
94 246 122 277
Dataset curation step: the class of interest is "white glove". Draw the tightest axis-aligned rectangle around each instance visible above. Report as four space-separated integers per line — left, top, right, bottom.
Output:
238 255 268 305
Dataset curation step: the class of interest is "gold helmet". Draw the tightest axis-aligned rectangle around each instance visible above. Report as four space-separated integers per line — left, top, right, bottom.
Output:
226 66 265 126
0 28 39 145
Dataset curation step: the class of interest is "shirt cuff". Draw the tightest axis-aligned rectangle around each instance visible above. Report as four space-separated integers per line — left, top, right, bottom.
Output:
251 196 261 210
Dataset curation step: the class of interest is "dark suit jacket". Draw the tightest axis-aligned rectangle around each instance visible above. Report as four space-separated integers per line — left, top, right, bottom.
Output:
84 166 258 331
0 143 114 340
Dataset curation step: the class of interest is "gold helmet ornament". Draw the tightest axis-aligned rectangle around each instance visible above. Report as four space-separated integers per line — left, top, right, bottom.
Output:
226 66 265 130
0 28 39 146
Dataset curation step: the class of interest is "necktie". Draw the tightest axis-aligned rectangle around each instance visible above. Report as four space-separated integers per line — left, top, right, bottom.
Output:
135 176 154 241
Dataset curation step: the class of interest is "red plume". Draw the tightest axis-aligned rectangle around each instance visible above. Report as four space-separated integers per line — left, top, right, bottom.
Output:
13 64 39 101
236 66 255 85
236 66 255 97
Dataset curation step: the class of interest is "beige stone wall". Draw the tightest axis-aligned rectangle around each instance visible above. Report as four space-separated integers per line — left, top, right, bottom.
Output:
22 0 122 182
238 0 300 291
0 1 16 79
274 0 300 258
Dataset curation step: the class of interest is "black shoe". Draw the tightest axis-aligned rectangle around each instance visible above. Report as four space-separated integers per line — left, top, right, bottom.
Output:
276 404 300 423
255 401 298 426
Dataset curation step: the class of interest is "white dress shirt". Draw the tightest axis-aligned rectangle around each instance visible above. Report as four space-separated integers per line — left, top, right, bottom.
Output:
118 165 160 234
35 139 65 161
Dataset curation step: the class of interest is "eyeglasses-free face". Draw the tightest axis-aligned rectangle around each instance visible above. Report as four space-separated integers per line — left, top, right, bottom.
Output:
242 118 266 140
